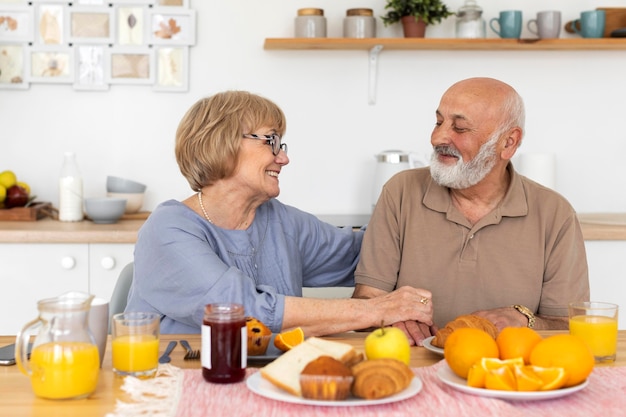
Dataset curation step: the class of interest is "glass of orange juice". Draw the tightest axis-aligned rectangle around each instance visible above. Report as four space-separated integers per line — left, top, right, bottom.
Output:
569 301 619 363
112 312 160 378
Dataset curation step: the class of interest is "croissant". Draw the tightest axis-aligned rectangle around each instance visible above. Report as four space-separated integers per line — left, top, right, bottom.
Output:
431 314 498 348
351 358 414 400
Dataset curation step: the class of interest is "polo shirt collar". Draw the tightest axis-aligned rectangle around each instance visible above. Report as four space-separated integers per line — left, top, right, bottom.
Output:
423 162 529 220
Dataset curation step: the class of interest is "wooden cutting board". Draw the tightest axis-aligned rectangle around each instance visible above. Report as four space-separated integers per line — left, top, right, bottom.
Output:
565 7 626 37
0 202 55 221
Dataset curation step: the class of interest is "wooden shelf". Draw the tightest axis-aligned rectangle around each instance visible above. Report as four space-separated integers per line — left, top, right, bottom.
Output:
264 37 626 51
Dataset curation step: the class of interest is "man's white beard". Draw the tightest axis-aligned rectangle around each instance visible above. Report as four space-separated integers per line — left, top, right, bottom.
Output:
430 132 501 189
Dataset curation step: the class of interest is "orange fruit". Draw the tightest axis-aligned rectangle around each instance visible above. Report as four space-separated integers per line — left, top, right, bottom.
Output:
529 334 594 387
273 327 305 352
444 328 499 379
485 366 516 391
496 327 542 364
528 365 568 391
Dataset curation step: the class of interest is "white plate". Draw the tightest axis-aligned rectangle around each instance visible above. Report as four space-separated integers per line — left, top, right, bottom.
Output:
422 336 444 356
437 363 588 401
246 372 422 406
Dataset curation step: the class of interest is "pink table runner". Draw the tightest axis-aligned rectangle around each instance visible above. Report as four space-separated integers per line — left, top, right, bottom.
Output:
174 360 626 417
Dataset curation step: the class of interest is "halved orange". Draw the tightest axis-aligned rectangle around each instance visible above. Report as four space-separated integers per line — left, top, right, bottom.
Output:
273 327 304 352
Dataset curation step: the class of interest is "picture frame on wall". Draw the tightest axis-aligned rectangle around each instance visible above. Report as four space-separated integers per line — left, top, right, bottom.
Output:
105 47 154 85
152 46 188 92
0 5 34 43
115 5 145 46
36 3 64 45
155 0 189 7
0 43 28 89
73 44 109 91
29 46 74 83
67 6 114 44
148 8 195 46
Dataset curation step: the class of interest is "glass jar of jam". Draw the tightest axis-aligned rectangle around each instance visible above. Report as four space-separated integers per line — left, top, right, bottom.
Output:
201 303 246 384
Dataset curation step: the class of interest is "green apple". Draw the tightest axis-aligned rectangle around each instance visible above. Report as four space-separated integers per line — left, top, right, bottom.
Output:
364 326 411 365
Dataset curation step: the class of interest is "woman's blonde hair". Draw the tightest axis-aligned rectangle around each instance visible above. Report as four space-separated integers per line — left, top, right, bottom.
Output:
175 91 286 191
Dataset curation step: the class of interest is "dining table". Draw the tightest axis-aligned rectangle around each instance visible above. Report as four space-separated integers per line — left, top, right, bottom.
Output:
1 331 626 417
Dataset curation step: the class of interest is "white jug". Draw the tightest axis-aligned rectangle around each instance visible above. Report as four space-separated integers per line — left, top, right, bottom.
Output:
372 150 429 211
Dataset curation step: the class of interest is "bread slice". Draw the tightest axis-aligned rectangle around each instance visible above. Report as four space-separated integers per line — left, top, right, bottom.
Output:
260 337 362 397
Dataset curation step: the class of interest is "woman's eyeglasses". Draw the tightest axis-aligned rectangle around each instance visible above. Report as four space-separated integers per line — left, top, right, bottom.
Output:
243 133 288 156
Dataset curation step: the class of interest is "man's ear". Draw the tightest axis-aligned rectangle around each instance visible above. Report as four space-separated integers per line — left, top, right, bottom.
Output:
501 127 522 159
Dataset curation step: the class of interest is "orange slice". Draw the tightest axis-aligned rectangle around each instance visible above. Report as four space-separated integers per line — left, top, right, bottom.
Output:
513 365 543 391
528 365 568 391
273 327 304 352
467 357 524 388
485 366 516 391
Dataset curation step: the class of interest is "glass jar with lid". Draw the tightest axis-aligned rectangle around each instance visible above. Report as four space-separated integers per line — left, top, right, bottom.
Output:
455 0 486 39
343 8 376 38
295 8 327 38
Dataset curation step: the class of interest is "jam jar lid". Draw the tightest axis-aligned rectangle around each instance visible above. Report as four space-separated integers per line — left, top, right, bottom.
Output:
346 8 374 17
298 8 324 16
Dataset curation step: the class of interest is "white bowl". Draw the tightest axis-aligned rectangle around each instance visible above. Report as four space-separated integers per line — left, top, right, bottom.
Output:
84 198 127 224
107 192 144 214
106 176 147 193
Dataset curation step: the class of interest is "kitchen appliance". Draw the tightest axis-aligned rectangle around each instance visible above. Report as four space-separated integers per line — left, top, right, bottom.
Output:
372 150 429 211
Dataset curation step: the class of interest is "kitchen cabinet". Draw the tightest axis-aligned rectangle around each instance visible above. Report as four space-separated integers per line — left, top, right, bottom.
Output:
264 38 626 104
0 243 133 335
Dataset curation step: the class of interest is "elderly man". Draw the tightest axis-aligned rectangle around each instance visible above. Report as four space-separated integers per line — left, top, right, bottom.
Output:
353 77 589 345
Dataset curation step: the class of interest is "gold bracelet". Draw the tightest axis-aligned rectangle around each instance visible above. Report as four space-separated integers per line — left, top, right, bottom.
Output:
512 304 536 329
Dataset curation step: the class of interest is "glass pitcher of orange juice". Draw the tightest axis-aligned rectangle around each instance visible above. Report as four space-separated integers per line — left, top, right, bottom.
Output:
16 291 100 400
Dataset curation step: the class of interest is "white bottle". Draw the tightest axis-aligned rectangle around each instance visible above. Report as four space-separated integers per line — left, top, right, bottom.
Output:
59 152 84 222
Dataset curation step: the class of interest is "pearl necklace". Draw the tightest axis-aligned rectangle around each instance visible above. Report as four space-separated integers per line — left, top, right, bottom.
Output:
197 191 213 224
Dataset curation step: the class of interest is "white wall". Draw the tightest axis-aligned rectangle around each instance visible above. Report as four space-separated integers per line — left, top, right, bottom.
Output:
2 0 626 216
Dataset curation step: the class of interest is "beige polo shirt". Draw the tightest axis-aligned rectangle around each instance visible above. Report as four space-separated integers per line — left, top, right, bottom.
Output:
355 164 589 328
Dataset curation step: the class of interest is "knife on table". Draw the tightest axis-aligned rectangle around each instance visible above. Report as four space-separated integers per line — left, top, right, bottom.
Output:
158 341 177 364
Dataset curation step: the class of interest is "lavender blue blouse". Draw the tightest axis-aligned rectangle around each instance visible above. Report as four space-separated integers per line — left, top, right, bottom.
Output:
125 199 363 334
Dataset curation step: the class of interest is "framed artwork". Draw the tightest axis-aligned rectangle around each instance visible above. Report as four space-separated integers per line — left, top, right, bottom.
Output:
109 0 154 4
105 47 154 85
36 3 64 45
152 46 187 92
115 5 145 46
29 46 73 83
73 45 108 91
0 5 34 43
155 0 189 7
148 8 195 46
0 43 28 89
67 6 114 44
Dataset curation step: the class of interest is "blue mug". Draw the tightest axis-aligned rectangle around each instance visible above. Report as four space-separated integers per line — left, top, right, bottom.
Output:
573 10 605 38
490 10 522 39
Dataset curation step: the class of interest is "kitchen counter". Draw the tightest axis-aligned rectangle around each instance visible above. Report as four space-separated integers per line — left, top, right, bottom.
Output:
1 213 626 243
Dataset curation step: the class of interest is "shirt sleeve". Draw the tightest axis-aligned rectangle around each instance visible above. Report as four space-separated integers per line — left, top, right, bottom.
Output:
128 202 286 333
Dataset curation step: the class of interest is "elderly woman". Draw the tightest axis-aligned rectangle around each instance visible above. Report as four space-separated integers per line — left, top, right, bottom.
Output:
126 91 433 335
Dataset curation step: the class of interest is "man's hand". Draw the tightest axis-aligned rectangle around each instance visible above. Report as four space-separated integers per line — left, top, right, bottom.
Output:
392 320 438 346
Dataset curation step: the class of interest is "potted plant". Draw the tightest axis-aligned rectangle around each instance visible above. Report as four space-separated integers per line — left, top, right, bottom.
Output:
381 0 454 38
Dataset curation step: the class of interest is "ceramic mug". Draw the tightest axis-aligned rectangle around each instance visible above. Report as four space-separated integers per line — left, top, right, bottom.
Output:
527 11 561 39
573 10 605 38
490 10 522 39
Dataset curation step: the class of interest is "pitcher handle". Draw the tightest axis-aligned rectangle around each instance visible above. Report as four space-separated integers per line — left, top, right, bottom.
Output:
15 316 42 377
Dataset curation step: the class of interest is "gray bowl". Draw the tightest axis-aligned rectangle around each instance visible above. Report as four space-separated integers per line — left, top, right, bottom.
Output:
106 176 147 193
84 197 127 224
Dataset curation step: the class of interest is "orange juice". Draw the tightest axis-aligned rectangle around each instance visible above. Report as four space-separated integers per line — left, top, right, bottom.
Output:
29 341 99 399
112 334 159 374
569 315 618 358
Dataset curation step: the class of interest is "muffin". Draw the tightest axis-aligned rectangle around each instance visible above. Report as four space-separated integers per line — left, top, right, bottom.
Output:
246 317 272 355
299 356 354 400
